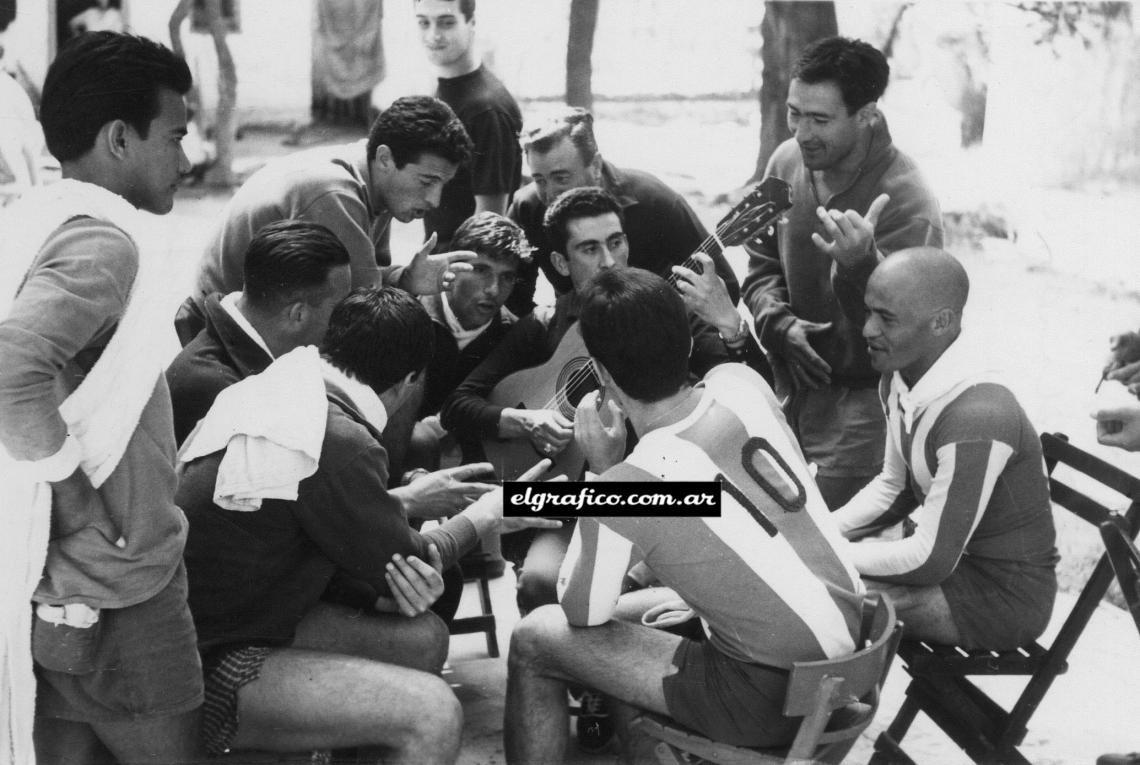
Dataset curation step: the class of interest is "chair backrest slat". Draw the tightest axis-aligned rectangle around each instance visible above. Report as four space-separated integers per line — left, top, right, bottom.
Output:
782 596 900 718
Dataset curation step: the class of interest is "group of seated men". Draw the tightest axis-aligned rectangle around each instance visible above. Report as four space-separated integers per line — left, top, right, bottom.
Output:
0 23 1061 765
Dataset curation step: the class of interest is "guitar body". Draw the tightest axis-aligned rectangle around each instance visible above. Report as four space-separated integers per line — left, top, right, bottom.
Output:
482 324 598 481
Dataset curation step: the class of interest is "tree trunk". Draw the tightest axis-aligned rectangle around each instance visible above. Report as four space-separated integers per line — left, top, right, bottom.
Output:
167 0 205 128
566 0 599 109
750 1 837 183
203 0 237 187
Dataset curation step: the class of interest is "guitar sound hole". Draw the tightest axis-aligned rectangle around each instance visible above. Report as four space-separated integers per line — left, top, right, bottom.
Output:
554 358 599 420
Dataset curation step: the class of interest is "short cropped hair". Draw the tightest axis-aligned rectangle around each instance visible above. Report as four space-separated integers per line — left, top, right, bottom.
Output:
414 0 475 21
792 36 889 113
542 187 623 257
579 269 691 403
521 107 598 165
242 220 351 308
366 95 472 168
322 287 436 392
41 32 192 162
452 212 530 266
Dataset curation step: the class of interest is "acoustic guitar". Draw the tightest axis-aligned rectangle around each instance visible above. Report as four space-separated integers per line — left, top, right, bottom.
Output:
482 176 794 482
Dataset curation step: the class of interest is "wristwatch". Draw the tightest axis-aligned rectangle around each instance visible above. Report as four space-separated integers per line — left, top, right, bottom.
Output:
719 315 750 347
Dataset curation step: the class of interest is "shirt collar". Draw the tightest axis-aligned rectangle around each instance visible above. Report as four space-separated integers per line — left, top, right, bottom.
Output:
440 292 493 350
220 292 275 360
892 330 997 433
599 160 638 209
320 358 388 434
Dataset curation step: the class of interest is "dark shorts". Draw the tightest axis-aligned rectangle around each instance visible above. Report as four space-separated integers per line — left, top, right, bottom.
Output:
34 563 204 723
661 638 798 748
943 556 1058 650
200 645 274 756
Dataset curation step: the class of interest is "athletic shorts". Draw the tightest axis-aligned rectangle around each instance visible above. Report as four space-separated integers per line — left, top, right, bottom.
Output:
200 645 274 756
34 563 203 723
943 556 1057 650
661 638 798 748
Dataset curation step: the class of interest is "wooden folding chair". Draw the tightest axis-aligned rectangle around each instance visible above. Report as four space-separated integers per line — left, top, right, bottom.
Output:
632 594 903 765
1101 515 1140 638
871 432 1140 765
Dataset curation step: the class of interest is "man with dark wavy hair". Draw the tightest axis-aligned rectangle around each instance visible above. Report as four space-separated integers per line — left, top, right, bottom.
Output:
742 36 943 510
177 95 478 345
504 268 863 764
0 31 203 763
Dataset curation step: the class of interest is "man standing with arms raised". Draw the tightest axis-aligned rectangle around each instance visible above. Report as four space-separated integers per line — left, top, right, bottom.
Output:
742 36 942 509
416 0 523 249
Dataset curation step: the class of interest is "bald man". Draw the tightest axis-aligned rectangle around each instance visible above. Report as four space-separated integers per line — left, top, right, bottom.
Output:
831 248 1058 650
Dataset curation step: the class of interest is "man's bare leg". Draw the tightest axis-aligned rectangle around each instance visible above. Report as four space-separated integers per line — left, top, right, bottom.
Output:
866 581 962 644
504 604 684 765
224 600 458 762
293 600 449 674
36 707 203 765
230 649 462 763
92 710 204 764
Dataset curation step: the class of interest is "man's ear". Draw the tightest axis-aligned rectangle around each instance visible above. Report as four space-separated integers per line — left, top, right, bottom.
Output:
855 101 879 128
372 144 394 173
285 300 308 327
551 249 571 278
104 120 131 160
930 307 955 335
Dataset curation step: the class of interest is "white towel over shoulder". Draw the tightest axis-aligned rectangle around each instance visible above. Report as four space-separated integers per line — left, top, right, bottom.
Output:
178 346 328 511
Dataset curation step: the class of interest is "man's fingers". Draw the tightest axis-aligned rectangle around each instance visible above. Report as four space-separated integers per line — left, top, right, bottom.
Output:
810 232 835 254
1107 359 1140 382
801 320 833 335
815 207 842 239
414 233 439 259
385 572 420 617
864 193 891 227
427 543 443 573
518 458 553 481
445 462 495 481
440 249 477 264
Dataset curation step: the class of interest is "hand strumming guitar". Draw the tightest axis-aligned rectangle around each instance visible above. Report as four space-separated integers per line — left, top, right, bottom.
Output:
498 408 574 457
574 390 626 474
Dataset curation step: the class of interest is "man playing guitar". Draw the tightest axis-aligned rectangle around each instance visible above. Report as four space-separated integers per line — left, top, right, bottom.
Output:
439 186 769 617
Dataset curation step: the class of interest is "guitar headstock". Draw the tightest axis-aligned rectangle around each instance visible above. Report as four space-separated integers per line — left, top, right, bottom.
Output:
714 177 793 248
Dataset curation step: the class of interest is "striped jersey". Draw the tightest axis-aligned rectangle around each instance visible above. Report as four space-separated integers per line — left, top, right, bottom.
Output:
557 364 864 669
832 347 1057 585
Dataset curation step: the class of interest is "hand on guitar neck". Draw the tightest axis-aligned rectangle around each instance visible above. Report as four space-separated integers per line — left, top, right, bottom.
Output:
498 407 574 458
671 251 744 341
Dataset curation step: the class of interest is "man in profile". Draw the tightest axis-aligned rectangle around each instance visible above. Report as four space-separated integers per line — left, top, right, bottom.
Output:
0 31 202 763
178 95 477 344
834 247 1057 650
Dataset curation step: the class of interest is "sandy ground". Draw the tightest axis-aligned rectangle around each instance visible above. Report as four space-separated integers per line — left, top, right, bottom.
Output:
147 105 1140 762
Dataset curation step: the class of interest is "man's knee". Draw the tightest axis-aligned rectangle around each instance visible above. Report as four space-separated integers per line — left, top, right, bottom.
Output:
508 604 568 671
515 568 558 614
393 674 462 752
407 611 450 675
